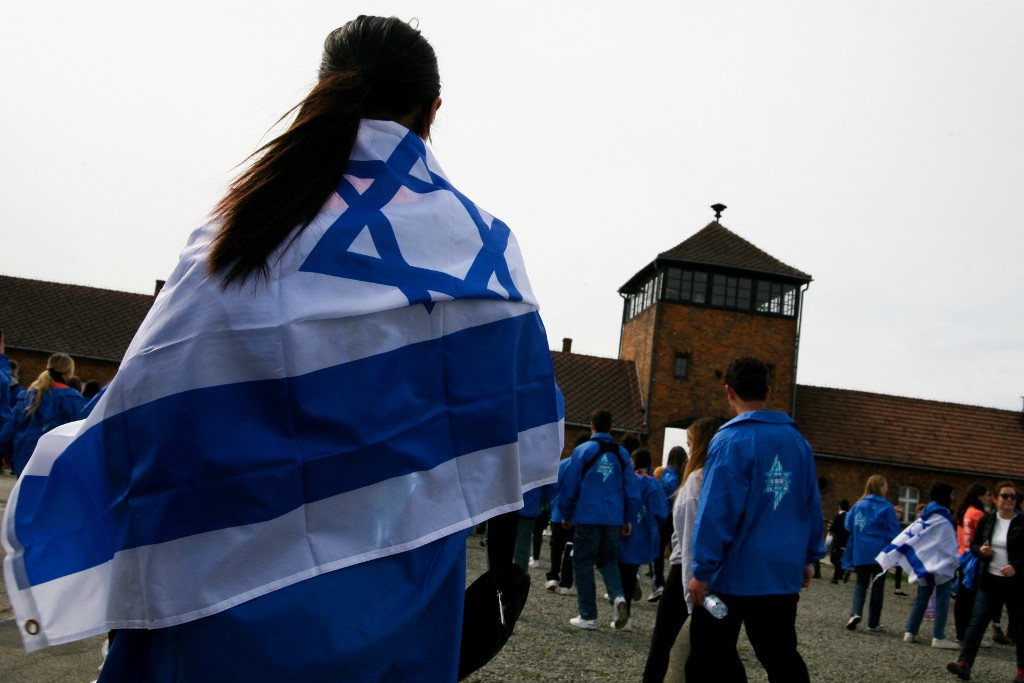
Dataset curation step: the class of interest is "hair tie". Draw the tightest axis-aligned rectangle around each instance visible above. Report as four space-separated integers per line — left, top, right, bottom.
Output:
48 368 65 383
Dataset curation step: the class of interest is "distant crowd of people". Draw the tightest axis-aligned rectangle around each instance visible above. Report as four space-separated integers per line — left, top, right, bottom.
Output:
0 335 103 476
828 469 1024 682
509 355 1024 683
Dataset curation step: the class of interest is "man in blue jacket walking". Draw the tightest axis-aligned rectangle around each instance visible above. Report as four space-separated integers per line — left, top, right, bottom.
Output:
686 357 824 683
557 409 641 631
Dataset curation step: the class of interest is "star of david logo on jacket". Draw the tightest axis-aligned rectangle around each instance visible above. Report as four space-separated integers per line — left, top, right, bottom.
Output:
595 454 614 482
299 129 522 312
854 511 867 531
763 454 792 511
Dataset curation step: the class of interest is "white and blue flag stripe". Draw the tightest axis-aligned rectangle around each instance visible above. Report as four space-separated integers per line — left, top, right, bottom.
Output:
875 508 958 587
2 119 563 652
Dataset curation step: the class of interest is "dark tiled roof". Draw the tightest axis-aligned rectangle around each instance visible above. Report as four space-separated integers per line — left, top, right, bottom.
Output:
795 384 1024 479
551 351 645 433
0 275 154 361
658 222 812 281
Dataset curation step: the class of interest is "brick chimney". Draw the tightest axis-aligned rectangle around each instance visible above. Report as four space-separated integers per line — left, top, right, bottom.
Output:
562 338 572 353
154 280 166 296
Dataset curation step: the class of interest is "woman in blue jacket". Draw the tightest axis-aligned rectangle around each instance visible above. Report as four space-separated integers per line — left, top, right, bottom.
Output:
11 352 85 476
844 474 901 631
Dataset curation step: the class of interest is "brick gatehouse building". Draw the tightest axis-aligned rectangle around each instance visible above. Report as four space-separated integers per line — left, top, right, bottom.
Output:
553 210 1024 525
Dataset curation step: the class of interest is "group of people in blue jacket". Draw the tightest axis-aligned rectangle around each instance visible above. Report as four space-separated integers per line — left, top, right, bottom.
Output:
1 337 91 477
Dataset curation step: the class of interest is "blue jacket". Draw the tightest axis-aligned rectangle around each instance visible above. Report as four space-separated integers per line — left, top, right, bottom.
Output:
660 466 680 503
843 494 900 568
519 486 543 518
11 385 86 475
0 355 12 456
618 471 669 565
692 410 825 596
556 433 641 527
545 457 572 524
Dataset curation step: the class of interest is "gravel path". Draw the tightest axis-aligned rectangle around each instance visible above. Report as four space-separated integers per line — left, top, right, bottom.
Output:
464 532 1019 682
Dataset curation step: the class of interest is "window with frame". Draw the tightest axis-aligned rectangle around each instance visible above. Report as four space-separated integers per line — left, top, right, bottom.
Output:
674 353 689 379
897 486 919 523
662 266 795 318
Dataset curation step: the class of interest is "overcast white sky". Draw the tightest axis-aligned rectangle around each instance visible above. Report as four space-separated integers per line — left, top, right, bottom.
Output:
2 1 1022 411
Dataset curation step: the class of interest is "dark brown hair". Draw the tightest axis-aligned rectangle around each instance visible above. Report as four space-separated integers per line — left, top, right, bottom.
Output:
209 16 440 286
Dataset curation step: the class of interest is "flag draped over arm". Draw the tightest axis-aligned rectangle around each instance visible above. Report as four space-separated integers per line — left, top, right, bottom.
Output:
875 505 958 587
2 119 564 652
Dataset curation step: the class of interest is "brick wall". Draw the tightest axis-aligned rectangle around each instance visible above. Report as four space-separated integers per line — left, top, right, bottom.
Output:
619 306 656 402
816 458 1014 526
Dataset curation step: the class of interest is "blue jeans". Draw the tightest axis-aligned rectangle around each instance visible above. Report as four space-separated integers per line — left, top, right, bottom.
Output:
572 524 625 620
513 516 536 570
905 580 952 639
851 564 886 627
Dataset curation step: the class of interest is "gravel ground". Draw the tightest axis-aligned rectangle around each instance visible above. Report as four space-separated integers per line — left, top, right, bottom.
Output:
464 531 1020 683
1 502 1019 683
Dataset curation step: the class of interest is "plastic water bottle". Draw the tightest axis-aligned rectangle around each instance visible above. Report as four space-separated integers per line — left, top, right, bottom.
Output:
703 593 728 619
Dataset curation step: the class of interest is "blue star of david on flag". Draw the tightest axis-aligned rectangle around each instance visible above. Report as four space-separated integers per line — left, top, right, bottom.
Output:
300 130 522 312
763 454 792 511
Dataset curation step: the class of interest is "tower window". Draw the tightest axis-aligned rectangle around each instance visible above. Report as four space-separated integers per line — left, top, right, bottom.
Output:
674 354 689 379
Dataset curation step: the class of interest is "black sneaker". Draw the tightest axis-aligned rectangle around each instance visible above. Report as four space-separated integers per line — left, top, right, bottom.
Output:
946 659 971 680
846 614 861 630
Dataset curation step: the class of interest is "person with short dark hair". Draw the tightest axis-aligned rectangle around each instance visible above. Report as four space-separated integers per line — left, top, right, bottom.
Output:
558 411 641 631
686 357 823 682
616 448 668 630
828 499 851 584
882 482 959 649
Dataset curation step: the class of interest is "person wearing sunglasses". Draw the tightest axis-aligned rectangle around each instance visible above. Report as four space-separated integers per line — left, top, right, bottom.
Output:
947 482 1024 682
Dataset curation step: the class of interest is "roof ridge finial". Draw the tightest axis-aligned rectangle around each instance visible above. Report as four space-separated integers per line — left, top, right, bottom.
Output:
711 203 727 221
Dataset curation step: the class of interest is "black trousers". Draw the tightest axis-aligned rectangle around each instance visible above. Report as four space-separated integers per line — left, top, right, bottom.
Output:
685 592 809 683
642 563 689 683
652 517 672 589
546 522 575 587
619 562 640 614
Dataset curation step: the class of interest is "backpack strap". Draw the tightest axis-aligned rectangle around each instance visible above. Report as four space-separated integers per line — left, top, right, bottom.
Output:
580 439 626 479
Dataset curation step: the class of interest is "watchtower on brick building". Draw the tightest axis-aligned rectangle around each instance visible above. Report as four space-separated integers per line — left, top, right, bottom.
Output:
617 210 812 458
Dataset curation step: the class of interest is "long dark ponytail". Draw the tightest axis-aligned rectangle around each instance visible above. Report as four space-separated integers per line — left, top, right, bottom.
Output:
209 16 440 286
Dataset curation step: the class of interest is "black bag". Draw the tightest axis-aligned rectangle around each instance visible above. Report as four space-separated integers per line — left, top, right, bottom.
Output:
457 563 531 680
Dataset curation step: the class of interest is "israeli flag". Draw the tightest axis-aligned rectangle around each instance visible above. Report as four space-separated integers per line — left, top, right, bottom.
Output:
2 119 564 652
875 508 958 587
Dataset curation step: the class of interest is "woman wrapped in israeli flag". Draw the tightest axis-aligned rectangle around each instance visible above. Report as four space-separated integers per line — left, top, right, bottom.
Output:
1 15 563 682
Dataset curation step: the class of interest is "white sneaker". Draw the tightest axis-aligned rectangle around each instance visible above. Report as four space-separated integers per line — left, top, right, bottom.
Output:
647 586 664 603
558 586 572 595
569 616 598 630
529 558 540 568
932 638 959 650
612 597 629 630
610 618 634 632
903 632 916 643
980 638 994 648
545 579 558 592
